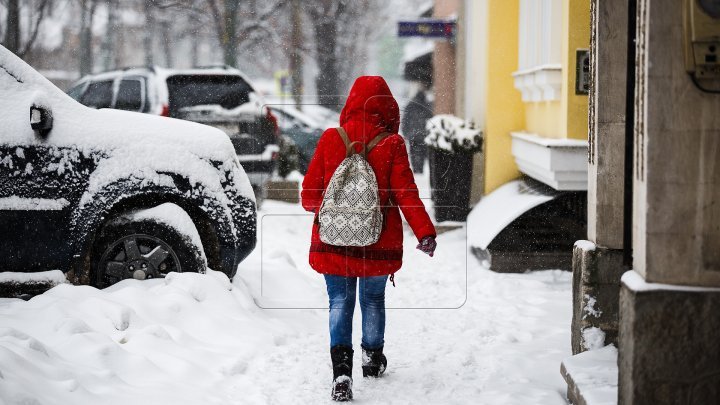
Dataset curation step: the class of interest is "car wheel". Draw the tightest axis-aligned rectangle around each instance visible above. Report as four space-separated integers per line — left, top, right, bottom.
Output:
91 218 206 288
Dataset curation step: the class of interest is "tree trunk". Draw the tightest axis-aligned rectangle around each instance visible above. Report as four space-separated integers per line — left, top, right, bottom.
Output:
190 34 199 67
143 0 154 66
100 0 118 71
161 20 173 67
289 0 304 109
79 0 97 76
314 19 338 109
5 0 21 54
222 0 239 67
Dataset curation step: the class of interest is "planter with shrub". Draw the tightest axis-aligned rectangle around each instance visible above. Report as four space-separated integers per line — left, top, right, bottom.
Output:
425 115 483 222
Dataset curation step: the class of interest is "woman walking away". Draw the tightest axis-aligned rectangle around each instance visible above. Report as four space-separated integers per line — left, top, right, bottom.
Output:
301 76 437 401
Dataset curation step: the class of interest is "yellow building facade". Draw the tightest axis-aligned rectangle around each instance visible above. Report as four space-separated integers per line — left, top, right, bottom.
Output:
461 0 590 195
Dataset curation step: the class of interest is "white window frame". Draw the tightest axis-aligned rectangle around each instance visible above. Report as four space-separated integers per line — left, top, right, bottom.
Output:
513 0 563 102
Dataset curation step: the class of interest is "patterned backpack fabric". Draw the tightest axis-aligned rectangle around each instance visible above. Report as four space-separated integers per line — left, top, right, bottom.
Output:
318 128 389 247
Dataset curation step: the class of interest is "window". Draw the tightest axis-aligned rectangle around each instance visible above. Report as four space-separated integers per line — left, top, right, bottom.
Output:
115 79 144 112
166 75 253 117
66 82 87 101
514 0 563 101
79 80 114 109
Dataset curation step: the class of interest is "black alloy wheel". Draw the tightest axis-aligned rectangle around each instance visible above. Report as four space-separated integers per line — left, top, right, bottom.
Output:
98 234 180 286
92 218 205 288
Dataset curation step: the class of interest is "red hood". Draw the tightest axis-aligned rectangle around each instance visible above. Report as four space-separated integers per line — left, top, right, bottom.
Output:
339 76 400 142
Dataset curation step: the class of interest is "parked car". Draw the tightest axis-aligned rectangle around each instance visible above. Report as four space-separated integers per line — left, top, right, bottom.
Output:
66 65 278 204
301 104 340 129
269 105 324 173
0 46 256 289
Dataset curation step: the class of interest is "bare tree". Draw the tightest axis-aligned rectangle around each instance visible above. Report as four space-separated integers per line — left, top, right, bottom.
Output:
334 0 385 93
202 0 285 67
305 0 341 105
304 0 388 108
3 0 21 53
289 0 304 108
79 0 99 75
100 0 119 70
2 0 54 58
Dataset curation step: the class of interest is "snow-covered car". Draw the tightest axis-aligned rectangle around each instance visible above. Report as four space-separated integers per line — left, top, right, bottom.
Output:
0 46 256 288
66 65 279 204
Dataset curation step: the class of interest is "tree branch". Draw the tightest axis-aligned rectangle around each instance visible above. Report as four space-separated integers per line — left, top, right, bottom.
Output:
18 0 51 57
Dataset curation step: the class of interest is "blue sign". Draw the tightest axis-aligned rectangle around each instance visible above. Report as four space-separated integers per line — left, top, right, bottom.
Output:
398 19 456 38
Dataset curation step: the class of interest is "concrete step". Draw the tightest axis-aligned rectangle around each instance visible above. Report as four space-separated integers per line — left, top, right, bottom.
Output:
561 345 618 405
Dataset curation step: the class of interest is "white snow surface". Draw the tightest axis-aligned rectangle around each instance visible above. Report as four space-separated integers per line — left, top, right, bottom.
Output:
402 38 434 63
467 180 554 250
574 240 597 252
425 114 482 152
0 270 67 285
0 197 69 211
562 345 618 405
117 203 205 259
622 270 720 292
583 295 602 319
581 327 606 351
0 171 573 404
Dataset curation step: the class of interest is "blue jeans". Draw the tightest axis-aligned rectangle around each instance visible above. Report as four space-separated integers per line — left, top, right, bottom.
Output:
324 274 388 350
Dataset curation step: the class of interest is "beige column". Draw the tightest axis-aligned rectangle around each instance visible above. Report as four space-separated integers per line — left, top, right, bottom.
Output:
587 0 628 249
633 0 720 287
432 0 459 115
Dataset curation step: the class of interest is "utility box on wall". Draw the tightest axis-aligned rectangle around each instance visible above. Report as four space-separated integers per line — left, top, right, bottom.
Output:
683 0 720 91
576 49 590 95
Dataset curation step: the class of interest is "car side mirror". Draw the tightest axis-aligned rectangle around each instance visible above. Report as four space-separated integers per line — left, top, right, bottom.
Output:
30 105 53 135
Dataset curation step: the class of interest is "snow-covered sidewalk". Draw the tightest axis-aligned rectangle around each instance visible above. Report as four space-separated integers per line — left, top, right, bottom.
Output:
0 199 572 405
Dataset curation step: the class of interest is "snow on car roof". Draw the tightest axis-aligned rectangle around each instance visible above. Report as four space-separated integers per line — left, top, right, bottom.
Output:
154 66 257 91
0 46 254 201
268 105 324 129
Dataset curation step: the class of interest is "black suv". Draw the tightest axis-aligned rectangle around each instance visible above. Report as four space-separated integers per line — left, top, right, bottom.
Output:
67 65 279 204
0 46 256 289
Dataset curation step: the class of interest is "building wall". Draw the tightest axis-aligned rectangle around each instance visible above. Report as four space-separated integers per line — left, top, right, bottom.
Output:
519 0 590 140
526 101 563 137
463 0 489 204
633 0 720 287
560 0 591 140
433 0 460 115
483 0 524 194
587 0 628 249
462 0 589 195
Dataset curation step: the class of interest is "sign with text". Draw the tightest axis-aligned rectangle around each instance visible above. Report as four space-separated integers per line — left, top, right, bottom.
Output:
398 19 456 39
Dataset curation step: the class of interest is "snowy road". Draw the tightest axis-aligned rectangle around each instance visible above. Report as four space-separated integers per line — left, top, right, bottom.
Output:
0 198 572 405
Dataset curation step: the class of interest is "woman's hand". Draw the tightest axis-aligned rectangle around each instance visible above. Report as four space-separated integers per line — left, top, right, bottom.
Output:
416 236 437 257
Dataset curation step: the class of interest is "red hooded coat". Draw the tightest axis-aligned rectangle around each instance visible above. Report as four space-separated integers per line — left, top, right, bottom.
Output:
301 76 436 277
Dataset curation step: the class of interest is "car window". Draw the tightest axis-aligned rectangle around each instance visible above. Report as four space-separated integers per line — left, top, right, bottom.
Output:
115 79 144 112
166 75 252 117
66 82 87 101
80 80 114 109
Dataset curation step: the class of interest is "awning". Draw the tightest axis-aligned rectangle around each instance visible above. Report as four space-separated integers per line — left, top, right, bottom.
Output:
467 180 556 250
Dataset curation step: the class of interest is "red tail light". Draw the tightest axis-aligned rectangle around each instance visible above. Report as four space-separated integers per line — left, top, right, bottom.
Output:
266 109 279 137
160 104 170 117
271 151 279 160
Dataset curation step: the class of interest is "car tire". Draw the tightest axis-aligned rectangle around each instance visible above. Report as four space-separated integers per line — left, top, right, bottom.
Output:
91 217 206 288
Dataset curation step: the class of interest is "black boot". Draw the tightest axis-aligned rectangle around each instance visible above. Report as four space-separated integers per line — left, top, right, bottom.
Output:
330 345 353 401
361 346 387 378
